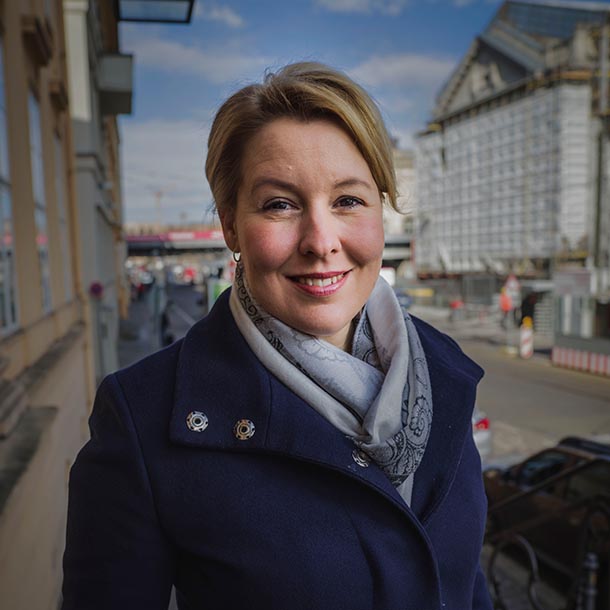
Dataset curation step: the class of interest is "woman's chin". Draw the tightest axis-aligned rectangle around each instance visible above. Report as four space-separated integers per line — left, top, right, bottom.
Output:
290 319 353 350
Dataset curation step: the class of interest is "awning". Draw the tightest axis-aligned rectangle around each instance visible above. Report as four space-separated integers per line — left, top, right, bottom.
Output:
114 0 195 23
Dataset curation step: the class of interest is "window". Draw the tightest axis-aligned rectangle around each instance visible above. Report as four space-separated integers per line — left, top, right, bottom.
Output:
516 450 571 487
54 135 72 301
28 92 52 312
566 461 610 503
0 39 17 333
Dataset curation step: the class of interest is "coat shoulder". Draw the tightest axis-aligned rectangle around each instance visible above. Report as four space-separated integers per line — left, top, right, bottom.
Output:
112 340 184 415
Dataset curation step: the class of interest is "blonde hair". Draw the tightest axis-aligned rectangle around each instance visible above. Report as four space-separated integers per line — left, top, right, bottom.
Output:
205 62 397 213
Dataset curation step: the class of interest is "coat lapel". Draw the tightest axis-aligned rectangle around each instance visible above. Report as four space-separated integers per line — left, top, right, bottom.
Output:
170 290 482 525
410 317 485 523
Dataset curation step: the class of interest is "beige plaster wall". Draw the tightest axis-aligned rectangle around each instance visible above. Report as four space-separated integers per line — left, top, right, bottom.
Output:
0 333 90 610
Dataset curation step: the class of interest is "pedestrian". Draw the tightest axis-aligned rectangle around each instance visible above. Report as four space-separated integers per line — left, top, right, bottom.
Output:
499 287 513 329
62 62 492 610
449 295 465 322
160 305 174 347
520 292 537 327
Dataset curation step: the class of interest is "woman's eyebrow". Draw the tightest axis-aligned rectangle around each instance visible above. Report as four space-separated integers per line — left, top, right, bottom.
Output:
250 177 297 193
333 178 375 190
250 176 374 192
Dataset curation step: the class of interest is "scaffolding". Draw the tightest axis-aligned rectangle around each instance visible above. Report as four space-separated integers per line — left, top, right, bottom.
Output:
416 81 591 276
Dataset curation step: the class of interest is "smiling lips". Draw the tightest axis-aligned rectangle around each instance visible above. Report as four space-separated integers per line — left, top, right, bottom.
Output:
289 271 349 294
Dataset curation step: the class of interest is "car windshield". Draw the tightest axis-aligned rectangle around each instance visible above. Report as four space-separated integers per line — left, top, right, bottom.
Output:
565 460 610 503
516 450 571 487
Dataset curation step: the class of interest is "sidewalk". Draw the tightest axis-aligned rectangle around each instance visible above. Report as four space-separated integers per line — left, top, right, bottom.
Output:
118 290 161 369
409 304 553 360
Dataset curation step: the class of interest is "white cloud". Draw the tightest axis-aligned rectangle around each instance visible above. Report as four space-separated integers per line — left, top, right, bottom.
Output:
316 0 409 16
122 119 217 224
124 34 270 84
194 3 245 28
348 53 458 149
350 53 456 89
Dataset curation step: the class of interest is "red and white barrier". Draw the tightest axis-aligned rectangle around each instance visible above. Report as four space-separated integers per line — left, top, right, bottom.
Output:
552 347 610 377
520 325 533 359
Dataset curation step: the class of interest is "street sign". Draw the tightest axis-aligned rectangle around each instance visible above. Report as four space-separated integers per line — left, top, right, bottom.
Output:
503 273 521 303
504 273 520 293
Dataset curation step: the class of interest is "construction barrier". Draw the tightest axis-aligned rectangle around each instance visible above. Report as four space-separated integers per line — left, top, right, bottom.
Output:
519 317 534 359
552 347 610 377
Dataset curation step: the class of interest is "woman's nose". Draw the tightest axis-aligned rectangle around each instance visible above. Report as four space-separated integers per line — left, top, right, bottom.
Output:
298 207 341 258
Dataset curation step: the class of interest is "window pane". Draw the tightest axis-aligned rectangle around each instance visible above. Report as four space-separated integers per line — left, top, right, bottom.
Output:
566 462 610 503
0 186 16 329
28 92 52 313
517 450 570 486
0 43 8 182
0 37 16 332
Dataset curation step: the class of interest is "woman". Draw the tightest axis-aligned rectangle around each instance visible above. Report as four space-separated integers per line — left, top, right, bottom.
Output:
62 63 491 610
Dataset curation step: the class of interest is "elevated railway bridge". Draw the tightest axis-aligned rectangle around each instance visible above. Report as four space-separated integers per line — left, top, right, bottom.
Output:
126 230 411 265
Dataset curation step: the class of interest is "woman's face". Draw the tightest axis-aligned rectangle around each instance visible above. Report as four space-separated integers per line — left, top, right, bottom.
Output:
221 118 384 351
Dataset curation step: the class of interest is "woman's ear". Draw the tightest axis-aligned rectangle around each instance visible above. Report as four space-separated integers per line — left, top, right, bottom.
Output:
219 208 239 253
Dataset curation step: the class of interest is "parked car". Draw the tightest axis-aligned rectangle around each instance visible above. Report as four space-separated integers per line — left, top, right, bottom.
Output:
484 436 610 609
472 407 491 463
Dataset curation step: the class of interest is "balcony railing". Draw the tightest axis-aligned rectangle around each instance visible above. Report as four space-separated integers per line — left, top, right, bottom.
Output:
485 460 610 610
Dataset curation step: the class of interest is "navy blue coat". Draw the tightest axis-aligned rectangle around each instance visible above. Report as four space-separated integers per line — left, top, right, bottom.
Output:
62 290 492 610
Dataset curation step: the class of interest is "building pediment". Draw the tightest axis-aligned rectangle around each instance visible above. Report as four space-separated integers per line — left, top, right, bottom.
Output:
432 0 610 121
433 36 531 119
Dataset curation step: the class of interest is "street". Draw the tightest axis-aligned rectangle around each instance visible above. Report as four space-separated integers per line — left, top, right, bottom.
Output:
461 338 610 465
165 283 207 339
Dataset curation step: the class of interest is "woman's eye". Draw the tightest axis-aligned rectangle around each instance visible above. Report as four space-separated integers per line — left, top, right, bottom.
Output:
263 199 293 211
336 196 363 209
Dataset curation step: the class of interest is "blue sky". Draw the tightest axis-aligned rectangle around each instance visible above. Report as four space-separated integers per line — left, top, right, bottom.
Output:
119 0 508 225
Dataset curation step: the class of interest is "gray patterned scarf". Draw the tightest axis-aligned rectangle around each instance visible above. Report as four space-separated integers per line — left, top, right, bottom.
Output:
229 263 433 506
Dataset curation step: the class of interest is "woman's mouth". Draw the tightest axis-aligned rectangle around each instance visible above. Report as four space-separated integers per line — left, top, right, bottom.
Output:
293 272 347 287
288 271 350 295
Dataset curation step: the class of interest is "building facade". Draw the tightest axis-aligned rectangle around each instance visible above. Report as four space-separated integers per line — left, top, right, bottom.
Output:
0 2 195 607
382 147 415 282
416 0 610 361
0 1 94 608
417 82 592 275
64 0 133 383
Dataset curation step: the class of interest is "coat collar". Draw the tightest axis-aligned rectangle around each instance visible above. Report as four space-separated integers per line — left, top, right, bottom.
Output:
170 289 483 523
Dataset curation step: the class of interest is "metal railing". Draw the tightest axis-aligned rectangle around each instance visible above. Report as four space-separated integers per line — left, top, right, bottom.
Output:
485 460 610 610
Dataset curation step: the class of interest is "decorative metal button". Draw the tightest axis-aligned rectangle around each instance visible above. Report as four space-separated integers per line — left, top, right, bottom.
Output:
186 411 208 432
234 419 255 440
352 449 370 468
